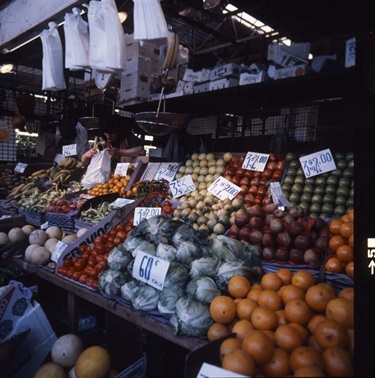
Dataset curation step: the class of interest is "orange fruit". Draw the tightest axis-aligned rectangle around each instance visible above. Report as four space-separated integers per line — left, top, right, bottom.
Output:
262 329 275 343
308 335 323 353
325 256 344 273
247 288 262 303
207 322 231 341
275 268 293 285
329 219 342 235
340 222 353 239
314 319 349 350
228 275 251 298
284 298 312 325
345 261 354 278
236 297 258 320
252 283 262 290
251 306 279 331
219 337 242 361
221 349 256 376
347 328 354 356
293 366 325 377
305 283 336 313
209 295 237 324
338 287 354 301
260 272 283 291
231 319 255 341
307 314 327 334
291 270 315 292
261 348 290 377
325 297 354 328
322 346 354 377
340 213 351 223
348 209 354 223
242 330 274 365
274 324 303 353
336 244 353 263
258 289 283 311
329 235 346 252
288 322 309 344
348 233 354 248
275 309 287 326
290 346 325 373
279 284 305 304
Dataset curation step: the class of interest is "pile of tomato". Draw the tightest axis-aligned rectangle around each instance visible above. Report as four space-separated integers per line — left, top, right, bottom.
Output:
56 220 134 290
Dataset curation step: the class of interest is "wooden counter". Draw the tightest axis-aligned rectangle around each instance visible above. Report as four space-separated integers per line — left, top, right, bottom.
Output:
12 258 207 352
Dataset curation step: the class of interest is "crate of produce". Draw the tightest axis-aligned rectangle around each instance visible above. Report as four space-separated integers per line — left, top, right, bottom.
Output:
45 210 78 232
18 208 45 226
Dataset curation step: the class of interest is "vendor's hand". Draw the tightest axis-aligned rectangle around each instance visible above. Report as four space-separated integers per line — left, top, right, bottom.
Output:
107 148 121 160
81 148 98 165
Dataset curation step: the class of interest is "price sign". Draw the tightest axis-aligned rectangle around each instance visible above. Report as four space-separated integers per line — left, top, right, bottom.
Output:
0 215 11 220
51 241 68 263
40 221 49 230
155 168 177 182
169 175 195 198
132 251 170 291
82 194 95 200
54 153 65 164
270 182 290 208
197 363 246 378
207 176 241 200
242 151 269 172
133 207 162 226
62 143 77 157
114 162 130 177
14 162 28 173
110 198 134 208
299 149 336 178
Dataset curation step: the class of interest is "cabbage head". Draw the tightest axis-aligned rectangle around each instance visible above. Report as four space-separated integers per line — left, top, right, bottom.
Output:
189 256 220 279
175 241 202 266
215 261 257 290
163 262 189 288
107 246 132 271
210 234 244 262
157 286 184 315
122 234 146 253
156 243 177 262
132 284 160 312
120 278 141 303
185 277 221 305
131 240 156 258
98 269 128 297
169 296 214 337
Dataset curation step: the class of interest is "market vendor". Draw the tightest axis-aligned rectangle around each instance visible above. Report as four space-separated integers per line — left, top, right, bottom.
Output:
81 115 145 166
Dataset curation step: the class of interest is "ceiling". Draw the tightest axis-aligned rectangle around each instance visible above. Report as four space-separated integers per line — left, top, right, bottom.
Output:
0 0 374 97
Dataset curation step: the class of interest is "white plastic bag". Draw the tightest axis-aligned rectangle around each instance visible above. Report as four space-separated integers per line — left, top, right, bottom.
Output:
64 7 90 70
81 150 111 189
40 22 66 91
88 0 126 73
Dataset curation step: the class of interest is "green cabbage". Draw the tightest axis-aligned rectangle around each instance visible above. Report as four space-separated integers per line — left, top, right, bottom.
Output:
186 277 221 305
120 278 141 303
131 240 156 258
131 284 160 312
210 234 244 262
164 262 189 288
157 286 184 315
98 269 128 297
189 256 220 279
176 241 202 266
156 243 177 262
169 296 214 337
107 246 132 271
122 234 146 253
215 261 257 290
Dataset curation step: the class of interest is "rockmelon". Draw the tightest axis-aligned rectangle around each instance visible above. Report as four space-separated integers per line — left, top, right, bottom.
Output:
76 228 88 238
46 226 63 240
22 224 36 235
74 346 111 378
44 238 60 254
61 234 78 245
29 229 48 246
8 227 26 242
25 244 41 261
32 362 67 378
0 231 9 245
29 246 50 265
51 334 84 369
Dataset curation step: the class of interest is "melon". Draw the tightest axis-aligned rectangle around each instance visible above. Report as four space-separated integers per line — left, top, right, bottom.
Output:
46 226 63 240
32 362 67 378
75 346 111 378
22 224 36 235
29 246 50 265
76 228 88 238
0 231 9 246
44 238 59 254
51 334 84 369
8 227 26 242
25 244 41 261
29 229 48 246
61 234 78 245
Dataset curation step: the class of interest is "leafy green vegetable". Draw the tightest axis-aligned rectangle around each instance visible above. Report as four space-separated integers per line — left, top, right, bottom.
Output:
156 243 177 262
122 234 146 253
164 262 189 288
131 240 156 258
215 261 257 290
210 234 245 262
186 277 220 305
157 286 184 315
107 246 132 271
120 278 141 303
132 285 160 312
176 241 203 266
98 269 128 296
189 256 220 279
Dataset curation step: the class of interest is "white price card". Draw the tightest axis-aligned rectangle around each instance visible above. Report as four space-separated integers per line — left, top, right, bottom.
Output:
169 174 195 198
51 241 68 263
114 162 130 177
110 198 134 208
270 182 290 208
82 194 95 200
197 363 247 378
40 221 49 230
207 176 241 200
242 151 269 172
133 207 162 226
0 215 11 220
299 149 336 178
62 143 77 157
132 251 170 291
54 153 65 164
154 163 180 182
14 162 28 173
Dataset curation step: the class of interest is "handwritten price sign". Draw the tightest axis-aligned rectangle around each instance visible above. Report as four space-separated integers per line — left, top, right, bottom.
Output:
155 168 177 182
114 163 130 177
207 176 241 200
169 175 195 198
299 149 336 178
132 251 170 290
110 198 134 208
133 207 162 226
14 162 28 173
62 144 77 157
242 152 269 172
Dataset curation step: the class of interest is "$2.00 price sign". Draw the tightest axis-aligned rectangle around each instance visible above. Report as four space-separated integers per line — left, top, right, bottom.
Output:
299 148 336 178
133 207 161 226
132 251 170 290
169 174 195 198
62 143 77 157
207 176 241 200
242 151 269 172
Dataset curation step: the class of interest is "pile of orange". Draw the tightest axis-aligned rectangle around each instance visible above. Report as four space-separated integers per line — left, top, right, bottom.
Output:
87 170 134 197
326 209 354 278
207 271 354 377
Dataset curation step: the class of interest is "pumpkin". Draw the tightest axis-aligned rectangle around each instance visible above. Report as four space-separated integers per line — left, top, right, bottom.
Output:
29 246 50 265
8 227 26 242
74 346 111 378
29 229 48 246
46 226 63 240
51 334 84 369
32 362 67 378
0 231 9 245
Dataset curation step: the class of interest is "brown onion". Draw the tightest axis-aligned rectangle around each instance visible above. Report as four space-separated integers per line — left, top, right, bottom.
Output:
294 234 311 250
235 211 250 228
289 248 305 265
275 247 289 262
239 225 251 242
270 218 284 234
262 247 275 261
249 216 264 230
277 232 292 247
249 230 263 245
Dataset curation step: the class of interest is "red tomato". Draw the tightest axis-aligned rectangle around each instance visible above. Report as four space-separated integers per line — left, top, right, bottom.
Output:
74 259 85 272
72 256 80 264
90 279 99 290
115 224 126 232
94 243 106 255
82 251 90 263
95 236 105 244
79 244 88 254
90 250 98 258
106 241 115 250
95 261 107 274
84 266 98 278
96 255 107 263
163 200 172 207
57 266 68 276
86 277 94 287
113 237 122 245
87 258 96 268
63 258 73 268
109 229 117 236
66 268 74 279
79 274 88 284
162 206 173 215
72 271 82 281
116 230 127 240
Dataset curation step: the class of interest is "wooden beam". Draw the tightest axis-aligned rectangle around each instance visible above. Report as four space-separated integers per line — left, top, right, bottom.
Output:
0 0 86 52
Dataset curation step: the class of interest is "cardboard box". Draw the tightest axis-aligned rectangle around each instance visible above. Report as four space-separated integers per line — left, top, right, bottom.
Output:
273 64 308 80
183 68 211 82
0 282 57 378
267 42 311 67
209 63 242 81
209 78 239 91
239 71 264 86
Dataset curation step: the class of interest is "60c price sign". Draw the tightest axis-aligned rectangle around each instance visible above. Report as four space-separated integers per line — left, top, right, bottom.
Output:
299 149 336 178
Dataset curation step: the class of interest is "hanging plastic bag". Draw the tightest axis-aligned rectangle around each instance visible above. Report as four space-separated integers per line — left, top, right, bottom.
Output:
133 0 169 47
88 0 126 73
81 149 112 189
40 22 66 91
64 7 90 70
75 122 90 158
